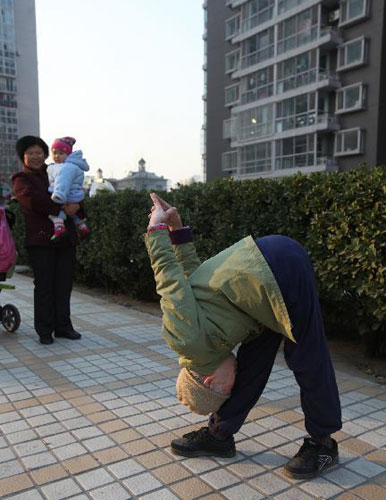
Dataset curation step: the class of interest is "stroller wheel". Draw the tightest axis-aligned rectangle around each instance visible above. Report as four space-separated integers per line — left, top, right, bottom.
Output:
2 304 20 332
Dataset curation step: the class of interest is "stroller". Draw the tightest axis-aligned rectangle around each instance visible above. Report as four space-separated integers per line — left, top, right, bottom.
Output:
0 206 20 332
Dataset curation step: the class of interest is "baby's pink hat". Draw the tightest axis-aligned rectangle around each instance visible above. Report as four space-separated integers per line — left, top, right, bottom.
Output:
51 136 76 155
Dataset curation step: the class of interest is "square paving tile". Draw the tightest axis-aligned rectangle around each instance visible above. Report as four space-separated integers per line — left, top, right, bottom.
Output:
223 484 263 500
89 483 131 500
123 471 162 496
41 478 82 500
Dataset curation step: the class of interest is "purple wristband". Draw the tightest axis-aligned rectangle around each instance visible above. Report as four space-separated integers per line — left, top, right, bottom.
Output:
169 227 192 245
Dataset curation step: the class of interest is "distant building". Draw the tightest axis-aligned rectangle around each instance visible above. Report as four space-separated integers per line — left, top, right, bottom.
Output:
88 169 116 196
203 0 386 181
0 0 40 179
112 159 168 192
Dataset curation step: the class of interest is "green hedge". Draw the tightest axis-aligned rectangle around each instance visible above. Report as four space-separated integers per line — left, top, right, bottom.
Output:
11 166 386 354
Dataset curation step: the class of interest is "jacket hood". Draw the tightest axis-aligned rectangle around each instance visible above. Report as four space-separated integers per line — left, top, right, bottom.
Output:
66 150 90 172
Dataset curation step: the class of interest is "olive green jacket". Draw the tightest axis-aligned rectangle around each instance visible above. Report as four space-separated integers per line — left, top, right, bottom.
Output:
145 229 294 375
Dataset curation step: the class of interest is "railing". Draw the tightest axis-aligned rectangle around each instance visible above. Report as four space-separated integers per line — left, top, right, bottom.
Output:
277 26 318 55
241 84 273 104
239 160 272 174
316 156 337 168
317 113 338 128
277 0 309 15
277 68 317 94
318 70 339 84
241 7 274 33
276 69 339 94
239 123 273 142
241 45 274 69
276 112 338 133
0 84 16 93
319 26 340 38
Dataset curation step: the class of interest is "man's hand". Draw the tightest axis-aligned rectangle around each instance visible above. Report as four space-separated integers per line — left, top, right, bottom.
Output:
203 354 237 395
64 203 80 217
148 193 183 230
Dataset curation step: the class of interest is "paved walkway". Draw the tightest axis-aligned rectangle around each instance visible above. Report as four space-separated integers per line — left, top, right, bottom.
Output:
0 273 385 500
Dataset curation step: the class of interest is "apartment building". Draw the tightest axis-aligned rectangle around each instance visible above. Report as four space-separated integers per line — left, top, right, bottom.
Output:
0 0 39 180
203 0 386 181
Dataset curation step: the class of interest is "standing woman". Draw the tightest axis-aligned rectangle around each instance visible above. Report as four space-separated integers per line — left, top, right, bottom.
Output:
12 135 82 345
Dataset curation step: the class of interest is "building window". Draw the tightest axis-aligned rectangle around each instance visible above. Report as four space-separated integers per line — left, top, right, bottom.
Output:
278 0 308 15
277 50 317 94
241 27 274 69
239 142 272 174
225 15 240 40
336 83 366 114
337 37 367 71
225 50 240 73
237 104 274 142
335 128 363 155
225 85 240 106
277 7 318 55
222 151 237 172
339 0 368 26
223 117 237 140
241 0 274 33
240 66 274 104
276 92 316 133
276 134 316 169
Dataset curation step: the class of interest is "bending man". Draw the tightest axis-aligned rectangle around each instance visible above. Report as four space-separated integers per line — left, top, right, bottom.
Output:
144 193 341 479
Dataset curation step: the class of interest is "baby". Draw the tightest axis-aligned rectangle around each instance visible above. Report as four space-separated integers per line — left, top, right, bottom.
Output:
47 137 90 241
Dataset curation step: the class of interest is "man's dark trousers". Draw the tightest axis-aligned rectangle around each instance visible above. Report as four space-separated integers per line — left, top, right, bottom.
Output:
28 245 76 338
209 235 342 440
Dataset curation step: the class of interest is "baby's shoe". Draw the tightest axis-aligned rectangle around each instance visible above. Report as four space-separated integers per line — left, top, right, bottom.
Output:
79 225 91 240
51 225 68 242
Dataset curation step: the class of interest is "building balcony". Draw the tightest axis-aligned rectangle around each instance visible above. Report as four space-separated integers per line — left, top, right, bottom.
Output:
0 85 16 94
316 156 338 170
0 100 17 109
240 8 274 34
318 26 342 48
229 0 249 7
316 113 340 131
317 70 341 90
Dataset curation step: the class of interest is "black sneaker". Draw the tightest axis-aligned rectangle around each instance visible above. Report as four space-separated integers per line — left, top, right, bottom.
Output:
284 437 338 479
55 330 81 340
39 336 54 345
171 427 235 458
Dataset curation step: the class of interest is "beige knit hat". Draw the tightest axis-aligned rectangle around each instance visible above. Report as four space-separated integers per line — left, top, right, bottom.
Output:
176 368 230 415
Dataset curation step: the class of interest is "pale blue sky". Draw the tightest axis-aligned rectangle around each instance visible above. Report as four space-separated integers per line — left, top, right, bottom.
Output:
35 0 204 185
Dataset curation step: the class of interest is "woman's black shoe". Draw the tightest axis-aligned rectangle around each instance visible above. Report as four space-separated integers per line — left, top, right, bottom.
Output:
170 427 235 458
55 330 81 340
39 336 54 345
284 437 338 479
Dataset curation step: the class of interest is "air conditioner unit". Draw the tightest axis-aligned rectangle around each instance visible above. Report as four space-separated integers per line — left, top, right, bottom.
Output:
328 9 340 23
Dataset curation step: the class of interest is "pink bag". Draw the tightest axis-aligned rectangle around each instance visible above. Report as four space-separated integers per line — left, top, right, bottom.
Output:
0 207 16 274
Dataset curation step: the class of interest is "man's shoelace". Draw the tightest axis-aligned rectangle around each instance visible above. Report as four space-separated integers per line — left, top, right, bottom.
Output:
294 438 321 459
183 427 211 441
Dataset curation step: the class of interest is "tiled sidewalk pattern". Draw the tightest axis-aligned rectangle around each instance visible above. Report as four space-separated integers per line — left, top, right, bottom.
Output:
0 273 385 499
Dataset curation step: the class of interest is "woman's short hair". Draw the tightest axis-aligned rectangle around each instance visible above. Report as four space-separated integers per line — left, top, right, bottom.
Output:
15 135 49 162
